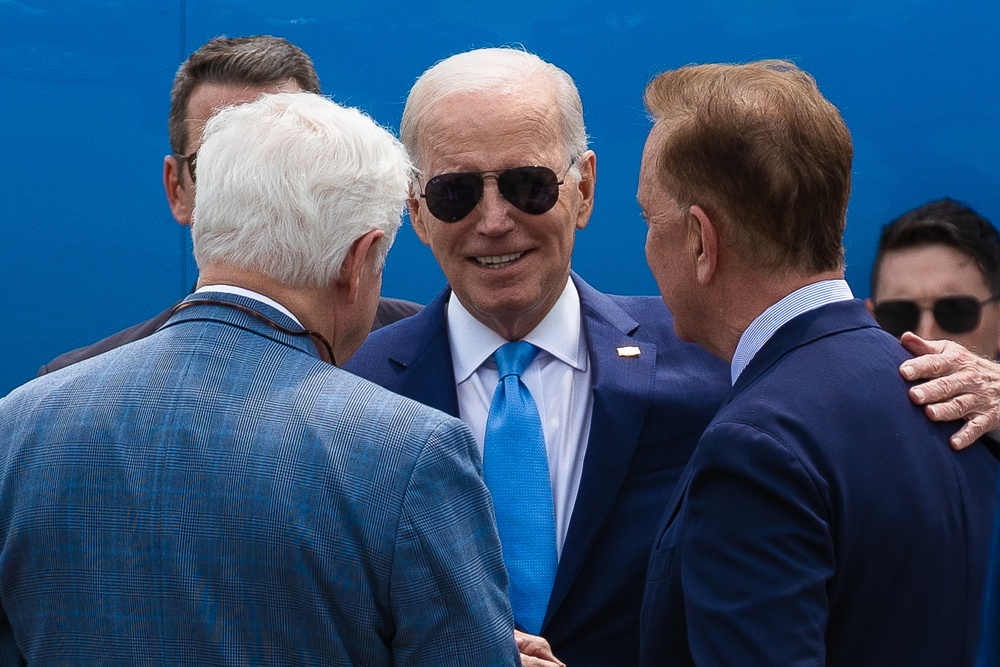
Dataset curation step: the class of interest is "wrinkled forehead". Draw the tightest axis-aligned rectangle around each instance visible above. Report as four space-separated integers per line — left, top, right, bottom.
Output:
415 88 565 171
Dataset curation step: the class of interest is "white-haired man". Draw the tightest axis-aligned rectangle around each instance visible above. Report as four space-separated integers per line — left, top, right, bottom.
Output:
0 92 517 665
346 47 1000 667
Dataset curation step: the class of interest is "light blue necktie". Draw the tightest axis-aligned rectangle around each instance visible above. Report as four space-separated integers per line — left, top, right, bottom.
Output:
483 340 558 634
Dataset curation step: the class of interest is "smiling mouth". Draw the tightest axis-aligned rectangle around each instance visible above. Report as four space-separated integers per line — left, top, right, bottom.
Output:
475 252 524 269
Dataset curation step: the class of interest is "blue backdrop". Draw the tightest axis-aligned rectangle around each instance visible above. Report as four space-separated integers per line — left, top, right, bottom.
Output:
2 0 997 395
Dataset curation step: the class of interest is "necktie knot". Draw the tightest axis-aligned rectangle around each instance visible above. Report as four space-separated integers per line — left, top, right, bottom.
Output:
494 340 539 379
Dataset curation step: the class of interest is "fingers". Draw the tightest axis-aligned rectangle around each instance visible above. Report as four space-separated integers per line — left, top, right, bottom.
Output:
520 656 566 667
514 630 565 667
899 331 947 358
899 338 970 382
947 415 998 451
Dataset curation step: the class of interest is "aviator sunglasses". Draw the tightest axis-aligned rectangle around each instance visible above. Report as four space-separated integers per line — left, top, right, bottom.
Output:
873 295 1000 338
419 160 576 223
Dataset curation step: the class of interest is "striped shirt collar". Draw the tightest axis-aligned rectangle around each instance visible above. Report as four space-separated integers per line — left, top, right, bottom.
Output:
730 279 854 385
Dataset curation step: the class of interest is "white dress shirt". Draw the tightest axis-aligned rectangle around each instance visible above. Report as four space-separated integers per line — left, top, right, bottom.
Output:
447 279 593 558
731 279 855 384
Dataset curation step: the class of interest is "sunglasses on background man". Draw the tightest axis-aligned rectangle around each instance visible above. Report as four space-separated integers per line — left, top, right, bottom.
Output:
873 295 1000 338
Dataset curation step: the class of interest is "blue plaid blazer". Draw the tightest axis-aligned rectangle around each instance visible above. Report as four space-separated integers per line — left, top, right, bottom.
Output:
0 292 517 666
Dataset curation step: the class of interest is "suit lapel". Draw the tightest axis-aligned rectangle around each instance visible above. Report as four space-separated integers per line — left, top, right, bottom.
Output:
379 289 461 418
544 275 658 623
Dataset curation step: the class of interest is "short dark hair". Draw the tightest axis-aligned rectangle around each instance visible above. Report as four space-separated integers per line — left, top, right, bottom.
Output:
643 60 853 275
871 198 1000 297
168 35 321 154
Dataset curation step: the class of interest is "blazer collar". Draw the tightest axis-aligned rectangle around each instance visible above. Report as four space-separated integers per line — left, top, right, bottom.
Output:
653 299 880 541
380 287 461 417
161 291 322 361
732 299 878 396
545 273 657 624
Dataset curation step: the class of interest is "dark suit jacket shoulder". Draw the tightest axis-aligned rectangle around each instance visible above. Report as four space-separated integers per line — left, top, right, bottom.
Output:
347 273 730 666
39 296 422 376
641 299 998 666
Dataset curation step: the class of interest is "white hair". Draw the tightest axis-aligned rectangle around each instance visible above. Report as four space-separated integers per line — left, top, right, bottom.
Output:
192 92 412 288
400 47 589 172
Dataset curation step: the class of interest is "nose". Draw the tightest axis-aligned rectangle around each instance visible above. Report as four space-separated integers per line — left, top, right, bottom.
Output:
474 175 516 236
914 308 941 340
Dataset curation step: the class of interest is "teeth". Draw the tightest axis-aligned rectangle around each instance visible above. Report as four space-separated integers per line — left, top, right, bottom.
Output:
476 252 523 268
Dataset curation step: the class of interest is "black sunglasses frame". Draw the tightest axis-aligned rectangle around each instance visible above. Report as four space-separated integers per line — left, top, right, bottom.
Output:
873 295 1000 337
419 160 577 223
174 150 198 184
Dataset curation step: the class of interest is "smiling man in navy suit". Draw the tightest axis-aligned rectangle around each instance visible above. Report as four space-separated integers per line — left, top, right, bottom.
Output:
345 48 1000 667
637 60 998 666
345 48 732 666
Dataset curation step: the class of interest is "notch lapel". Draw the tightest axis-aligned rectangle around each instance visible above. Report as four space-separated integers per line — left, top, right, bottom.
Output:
543 276 657 624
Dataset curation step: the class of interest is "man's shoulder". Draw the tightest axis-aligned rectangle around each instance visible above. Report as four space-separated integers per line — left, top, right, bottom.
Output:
38 306 176 376
373 296 423 331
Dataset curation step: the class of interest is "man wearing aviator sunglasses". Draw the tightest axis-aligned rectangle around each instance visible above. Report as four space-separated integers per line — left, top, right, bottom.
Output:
38 36 421 377
346 48 1000 667
868 199 1000 360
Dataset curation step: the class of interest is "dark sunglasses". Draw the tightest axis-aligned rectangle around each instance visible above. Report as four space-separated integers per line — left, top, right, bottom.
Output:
419 160 576 223
174 150 198 184
873 295 1000 337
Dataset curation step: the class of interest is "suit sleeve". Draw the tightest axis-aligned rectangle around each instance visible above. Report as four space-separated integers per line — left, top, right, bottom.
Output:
681 421 833 666
388 417 518 666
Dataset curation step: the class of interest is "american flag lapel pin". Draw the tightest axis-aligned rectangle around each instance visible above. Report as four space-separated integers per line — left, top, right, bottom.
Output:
616 345 641 358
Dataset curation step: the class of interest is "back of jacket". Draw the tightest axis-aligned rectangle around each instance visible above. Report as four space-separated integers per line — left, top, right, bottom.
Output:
0 296 516 666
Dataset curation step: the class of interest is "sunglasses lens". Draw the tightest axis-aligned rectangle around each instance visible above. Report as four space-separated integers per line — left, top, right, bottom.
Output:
934 297 982 334
873 300 920 338
423 173 483 222
497 166 561 215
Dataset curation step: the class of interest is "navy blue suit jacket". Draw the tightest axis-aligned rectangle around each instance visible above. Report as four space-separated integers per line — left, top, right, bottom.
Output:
640 299 998 666
1 292 516 665
345 273 731 666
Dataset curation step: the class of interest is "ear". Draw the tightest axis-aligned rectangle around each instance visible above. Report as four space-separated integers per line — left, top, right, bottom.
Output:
573 150 597 231
864 297 876 317
338 228 386 306
163 154 194 226
688 204 717 285
407 192 432 246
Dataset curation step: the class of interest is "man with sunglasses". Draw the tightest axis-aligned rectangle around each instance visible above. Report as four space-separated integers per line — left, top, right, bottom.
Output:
868 199 1000 359
347 47 730 666
346 47 1000 666
37 35 421 376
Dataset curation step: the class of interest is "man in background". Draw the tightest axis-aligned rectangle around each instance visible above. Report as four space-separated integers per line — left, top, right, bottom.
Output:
39 35 419 375
0 91 516 665
638 59 997 666
868 198 1000 358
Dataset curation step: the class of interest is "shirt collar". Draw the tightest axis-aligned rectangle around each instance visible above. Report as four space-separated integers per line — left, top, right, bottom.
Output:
448 278 587 383
195 284 303 327
730 279 854 385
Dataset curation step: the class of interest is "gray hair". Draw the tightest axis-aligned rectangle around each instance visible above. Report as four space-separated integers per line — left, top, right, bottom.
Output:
400 47 589 171
192 92 412 287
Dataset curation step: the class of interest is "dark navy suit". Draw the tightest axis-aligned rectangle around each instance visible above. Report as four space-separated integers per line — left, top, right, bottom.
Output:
640 300 998 666
345 273 731 666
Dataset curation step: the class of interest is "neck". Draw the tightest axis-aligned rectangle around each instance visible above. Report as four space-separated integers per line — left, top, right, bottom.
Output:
706 269 844 362
197 264 341 361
